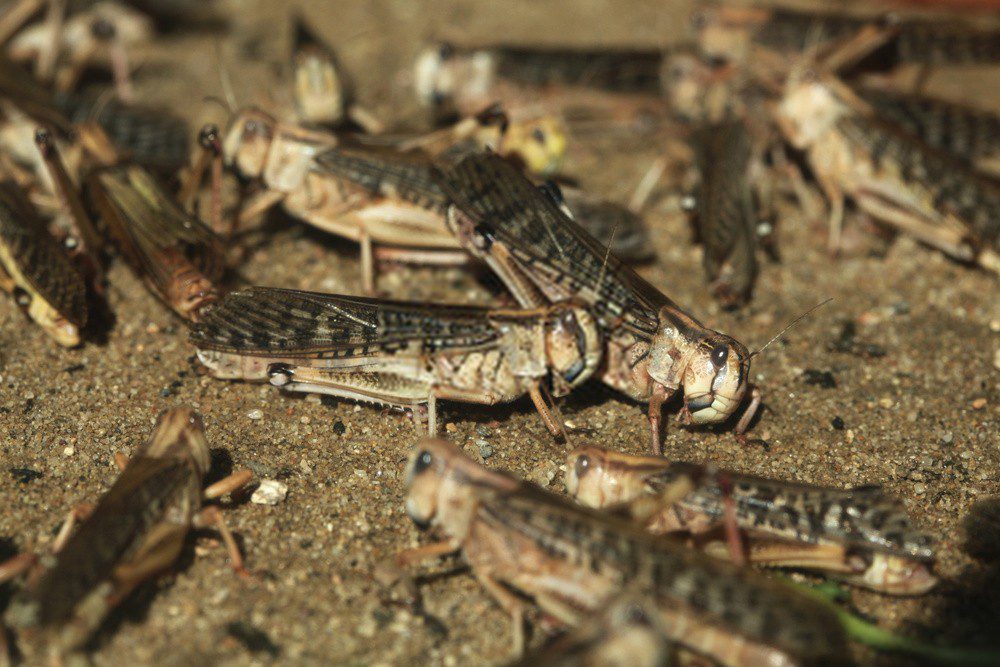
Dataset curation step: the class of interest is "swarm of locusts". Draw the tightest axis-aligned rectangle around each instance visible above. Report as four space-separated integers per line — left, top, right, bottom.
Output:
0 1 997 664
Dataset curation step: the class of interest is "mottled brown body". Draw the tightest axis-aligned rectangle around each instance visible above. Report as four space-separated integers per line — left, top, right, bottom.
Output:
777 74 1000 272
696 5 999 70
854 87 1000 176
2 408 249 662
402 439 848 666
88 165 223 321
691 120 759 307
566 446 937 594
191 287 602 435
0 180 86 346
435 153 756 451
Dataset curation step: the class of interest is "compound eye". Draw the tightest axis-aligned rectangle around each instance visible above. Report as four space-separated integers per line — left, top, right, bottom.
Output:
532 127 546 144
710 344 729 368
574 454 591 480
438 42 454 59
413 450 434 475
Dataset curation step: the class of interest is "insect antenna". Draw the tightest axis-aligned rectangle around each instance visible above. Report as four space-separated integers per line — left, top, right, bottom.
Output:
750 297 832 358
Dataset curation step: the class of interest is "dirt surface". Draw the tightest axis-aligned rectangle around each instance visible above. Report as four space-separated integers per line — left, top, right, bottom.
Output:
1 1 998 665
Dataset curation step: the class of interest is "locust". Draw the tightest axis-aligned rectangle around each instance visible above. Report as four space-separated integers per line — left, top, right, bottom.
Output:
0 407 251 663
565 445 938 596
775 69 1000 272
413 42 671 132
689 119 761 308
435 152 760 452
693 4 999 77
0 179 86 346
88 164 224 321
853 86 1000 178
398 438 848 665
312 138 654 273
4 0 153 99
290 13 382 133
190 286 602 437
217 105 591 292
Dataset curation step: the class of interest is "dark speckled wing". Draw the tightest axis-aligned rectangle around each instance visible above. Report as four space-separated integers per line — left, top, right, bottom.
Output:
0 182 87 326
478 483 847 664
190 287 503 358
854 87 1000 170
313 144 450 213
655 464 936 561
434 152 675 337
27 457 193 628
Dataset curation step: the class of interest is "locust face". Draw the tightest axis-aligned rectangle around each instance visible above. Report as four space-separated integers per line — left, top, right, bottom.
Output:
293 51 345 125
565 446 665 508
778 73 847 149
223 108 277 179
404 440 451 529
503 115 567 176
544 304 602 397
679 333 751 425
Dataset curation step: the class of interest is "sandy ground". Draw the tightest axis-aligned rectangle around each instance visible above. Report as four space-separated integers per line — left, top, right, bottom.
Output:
1 1 998 664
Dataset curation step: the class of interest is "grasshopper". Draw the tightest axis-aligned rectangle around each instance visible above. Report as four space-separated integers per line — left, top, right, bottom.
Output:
853 86 1000 178
5 0 152 99
435 152 759 452
190 286 602 437
0 407 251 663
775 69 1000 272
217 105 564 291
0 179 86 346
689 119 761 308
290 14 382 134
398 438 848 665
88 164 224 321
693 4 999 70
565 446 938 596
311 137 653 273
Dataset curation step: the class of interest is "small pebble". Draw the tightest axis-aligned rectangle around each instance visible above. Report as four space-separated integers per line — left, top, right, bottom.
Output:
846 429 855 444
913 483 926 495
476 439 493 459
878 397 894 409
445 422 457 433
830 416 845 430
248 409 264 420
475 424 491 437
62 445 75 456
994 349 1000 372
251 479 288 505
971 398 987 410
941 432 954 445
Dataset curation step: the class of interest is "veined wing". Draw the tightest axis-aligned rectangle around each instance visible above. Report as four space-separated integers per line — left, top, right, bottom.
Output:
661 465 935 560
0 182 87 326
313 143 449 213
92 166 224 287
434 152 679 337
190 287 504 358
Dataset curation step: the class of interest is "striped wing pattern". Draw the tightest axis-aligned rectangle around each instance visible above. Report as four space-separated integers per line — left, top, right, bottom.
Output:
190 286 502 358
434 152 673 335
0 183 87 326
94 166 224 290
313 144 449 213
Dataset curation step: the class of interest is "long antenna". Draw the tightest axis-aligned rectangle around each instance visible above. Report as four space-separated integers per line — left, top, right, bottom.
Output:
215 40 238 113
751 298 832 358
